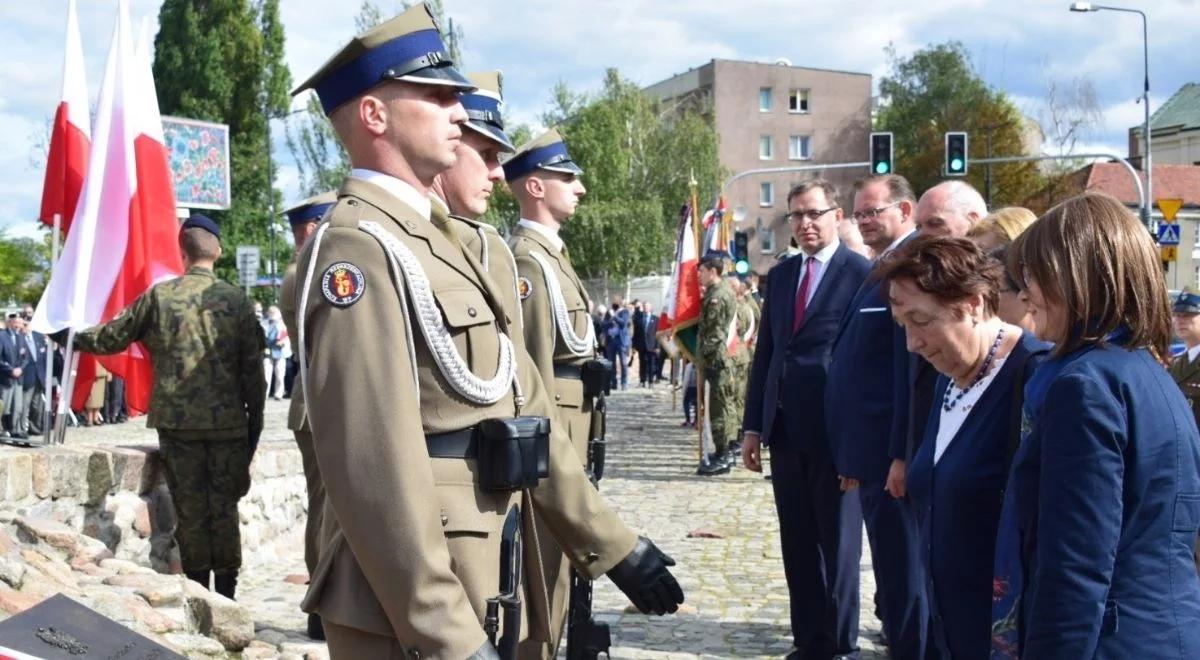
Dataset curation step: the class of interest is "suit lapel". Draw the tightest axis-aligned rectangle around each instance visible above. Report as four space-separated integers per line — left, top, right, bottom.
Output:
797 245 848 334
1175 353 1200 384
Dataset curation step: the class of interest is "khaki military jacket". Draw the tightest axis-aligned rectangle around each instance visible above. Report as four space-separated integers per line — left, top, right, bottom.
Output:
697 279 740 369
1170 350 1200 431
296 178 636 658
73 267 265 439
508 223 597 456
280 262 308 432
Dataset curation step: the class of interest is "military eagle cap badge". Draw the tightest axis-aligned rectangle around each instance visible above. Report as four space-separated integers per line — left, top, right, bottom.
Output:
518 276 533 300
322 262 366 307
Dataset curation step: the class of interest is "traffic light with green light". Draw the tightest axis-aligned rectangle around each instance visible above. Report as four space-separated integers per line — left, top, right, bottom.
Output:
734 231 750 275
870 132 894 175
944 132 968 176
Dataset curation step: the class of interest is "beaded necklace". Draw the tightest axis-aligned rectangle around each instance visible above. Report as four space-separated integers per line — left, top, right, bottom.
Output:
942 326 1006 412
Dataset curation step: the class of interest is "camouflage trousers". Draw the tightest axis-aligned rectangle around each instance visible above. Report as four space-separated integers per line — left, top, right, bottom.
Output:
158 433 251 572
703 365 741 454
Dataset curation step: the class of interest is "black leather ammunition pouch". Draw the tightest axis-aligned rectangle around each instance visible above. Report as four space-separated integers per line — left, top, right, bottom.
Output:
580 358 614 399
477 417 551 492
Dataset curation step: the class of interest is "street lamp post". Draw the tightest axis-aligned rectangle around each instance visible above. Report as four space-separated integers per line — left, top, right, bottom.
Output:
1070 2 1153 231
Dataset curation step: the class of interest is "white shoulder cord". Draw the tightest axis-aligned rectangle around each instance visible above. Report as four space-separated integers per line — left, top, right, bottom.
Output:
476 227 490 271
474 225 524 330
298 223 424 416
359 221 515 405
528 251 595 356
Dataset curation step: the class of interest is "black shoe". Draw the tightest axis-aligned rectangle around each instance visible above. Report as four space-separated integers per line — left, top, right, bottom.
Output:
696 454 731 476
307 613 325 640
185 569 211 590
213 570 237 600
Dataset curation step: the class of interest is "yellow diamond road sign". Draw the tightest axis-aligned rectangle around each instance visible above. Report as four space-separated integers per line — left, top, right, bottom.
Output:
1162 245 1179 263
1158 198 1184 222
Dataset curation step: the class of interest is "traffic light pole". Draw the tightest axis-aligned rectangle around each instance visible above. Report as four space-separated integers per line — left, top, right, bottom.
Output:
970 151 1148 231
720 151 1147 232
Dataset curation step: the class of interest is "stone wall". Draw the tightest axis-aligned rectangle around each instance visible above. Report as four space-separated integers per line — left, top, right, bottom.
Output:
0 441 311 657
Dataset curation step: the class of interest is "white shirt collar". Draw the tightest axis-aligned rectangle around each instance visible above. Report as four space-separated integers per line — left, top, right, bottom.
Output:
802 237 840 264
1188 344 1200 363
518 218 564 253
881 228 917 256
350 168 431 219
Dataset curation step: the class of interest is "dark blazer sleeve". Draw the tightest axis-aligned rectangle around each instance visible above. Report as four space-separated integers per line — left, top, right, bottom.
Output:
0 337 13 379
888 315 911 461
742 266 778 436
1024 372 1125 659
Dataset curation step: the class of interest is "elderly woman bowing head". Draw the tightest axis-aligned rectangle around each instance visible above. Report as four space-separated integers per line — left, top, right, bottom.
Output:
875 235 1051 659
1002 192 1200 659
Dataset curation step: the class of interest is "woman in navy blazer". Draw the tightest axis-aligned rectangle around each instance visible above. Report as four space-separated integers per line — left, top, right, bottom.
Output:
877 236 1050 659
998 192 1200 659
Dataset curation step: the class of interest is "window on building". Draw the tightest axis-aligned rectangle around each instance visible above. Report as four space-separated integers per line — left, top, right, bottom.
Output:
760 182 774 207
759 135 774 160
789 135 812 160
759 87 772 112
789 88 810 113
758 217 774 253
1193 219 1200 247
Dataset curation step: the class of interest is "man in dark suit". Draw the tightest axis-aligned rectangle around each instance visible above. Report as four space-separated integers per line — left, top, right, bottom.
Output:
742 180 871 659
825 174 927 659
18 314 48 437
0 313 30 438
634 302 659 386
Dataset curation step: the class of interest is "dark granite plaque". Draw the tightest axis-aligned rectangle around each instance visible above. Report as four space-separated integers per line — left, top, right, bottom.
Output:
0 594 185 659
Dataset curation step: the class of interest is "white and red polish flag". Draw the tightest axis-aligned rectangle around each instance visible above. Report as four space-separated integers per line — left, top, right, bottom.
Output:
38 0 91 234
33 1 183 415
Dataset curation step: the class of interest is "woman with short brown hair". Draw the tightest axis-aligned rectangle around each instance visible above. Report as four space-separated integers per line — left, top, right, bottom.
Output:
877 235 1050 659
998 192 1200 658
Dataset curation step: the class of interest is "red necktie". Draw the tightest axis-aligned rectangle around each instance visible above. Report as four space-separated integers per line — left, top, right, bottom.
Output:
793 256 816 333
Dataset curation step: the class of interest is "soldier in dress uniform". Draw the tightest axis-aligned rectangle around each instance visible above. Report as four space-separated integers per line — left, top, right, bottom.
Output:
696 254 744 475
504 129 608 657
279 190 337 641
1169 290 1200 574
61 215 265 600
428 71 562 658
291 6 682 658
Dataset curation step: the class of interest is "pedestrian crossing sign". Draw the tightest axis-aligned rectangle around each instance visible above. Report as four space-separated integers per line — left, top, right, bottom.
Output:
1158 223 1181 246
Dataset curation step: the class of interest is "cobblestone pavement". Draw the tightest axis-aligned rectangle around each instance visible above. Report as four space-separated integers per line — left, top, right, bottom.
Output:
54 387 888 658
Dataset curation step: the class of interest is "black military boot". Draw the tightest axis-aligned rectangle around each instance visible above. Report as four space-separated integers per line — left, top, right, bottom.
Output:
213 570 237 600
307 613 325 641
184 570 210 590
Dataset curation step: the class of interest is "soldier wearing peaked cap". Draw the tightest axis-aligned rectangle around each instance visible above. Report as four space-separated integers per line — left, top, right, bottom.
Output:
279 190 337 641
504 130 612 657
290 6 682 659
58 214 265 601
1174 291 1200 575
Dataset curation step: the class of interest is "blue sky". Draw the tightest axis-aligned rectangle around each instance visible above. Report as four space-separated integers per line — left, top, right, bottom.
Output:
1 0 1193 238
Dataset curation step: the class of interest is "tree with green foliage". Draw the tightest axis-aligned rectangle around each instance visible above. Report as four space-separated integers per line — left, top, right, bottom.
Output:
875 42 1040 205
152 0 291 294
545 70 722 284
0 232 52 305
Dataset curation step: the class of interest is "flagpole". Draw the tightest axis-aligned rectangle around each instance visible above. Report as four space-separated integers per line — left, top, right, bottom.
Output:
42 215 62 441
688 173 705 462
54 330 78 445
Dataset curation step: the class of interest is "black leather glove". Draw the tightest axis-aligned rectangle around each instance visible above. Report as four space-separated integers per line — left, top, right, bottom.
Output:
606 536 684 615
466 642 500 660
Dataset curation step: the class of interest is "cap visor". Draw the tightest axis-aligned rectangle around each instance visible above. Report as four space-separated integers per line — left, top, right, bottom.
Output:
464 122 516 153
394 63 476 91
540 161 584 176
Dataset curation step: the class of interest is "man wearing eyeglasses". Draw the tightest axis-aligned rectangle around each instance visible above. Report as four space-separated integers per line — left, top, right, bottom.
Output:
741 179 871 659
825 174 928 659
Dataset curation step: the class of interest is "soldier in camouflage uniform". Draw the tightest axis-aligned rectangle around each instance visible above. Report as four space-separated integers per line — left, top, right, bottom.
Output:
696 255 743 475
279 191 337 640
728 276 757 454
66 215 265 600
